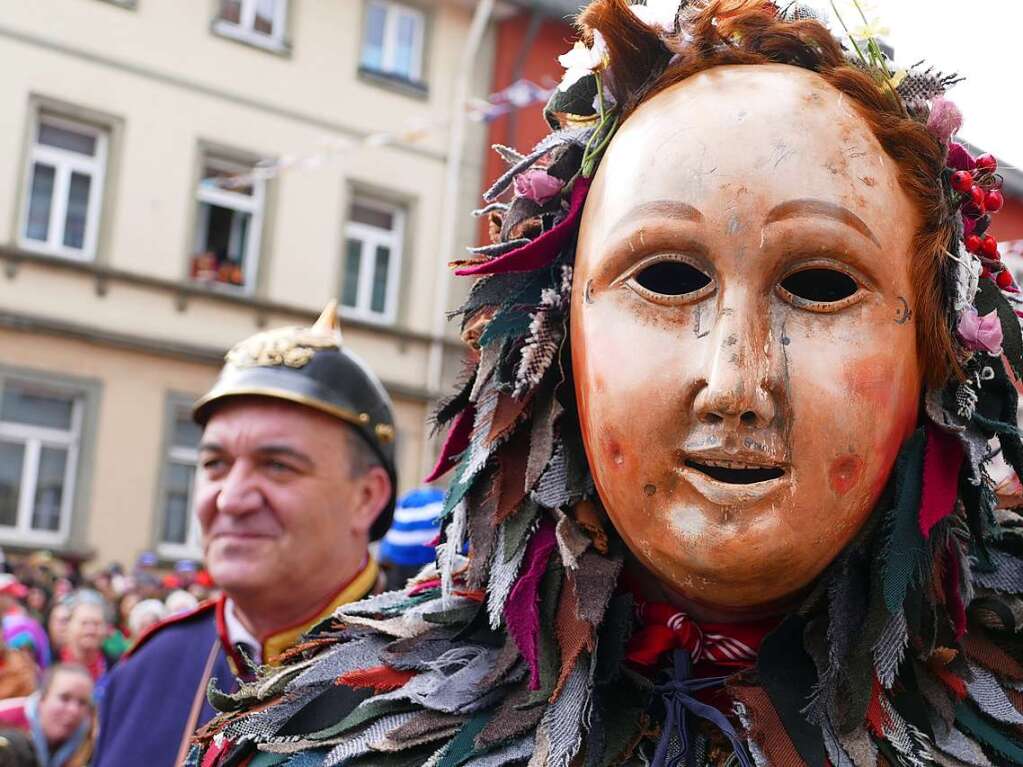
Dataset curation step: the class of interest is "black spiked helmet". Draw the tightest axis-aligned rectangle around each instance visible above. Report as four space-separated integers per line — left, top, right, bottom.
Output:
193 302 398 540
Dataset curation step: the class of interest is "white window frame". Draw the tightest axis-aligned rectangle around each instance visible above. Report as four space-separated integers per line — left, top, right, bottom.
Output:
156 415 202 561
192 156 265 294
19 114 108 262
362 0 426 82
341 198 405 326
213 0 289 51
0 385 82 548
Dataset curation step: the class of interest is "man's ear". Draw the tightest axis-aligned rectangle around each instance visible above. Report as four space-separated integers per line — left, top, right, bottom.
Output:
350 466 392 536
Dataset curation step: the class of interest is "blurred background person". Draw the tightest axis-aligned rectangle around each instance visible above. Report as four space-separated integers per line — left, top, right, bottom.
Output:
102 591 141 660
186 570 216 603
125 600 165 640
0 579 49 672
22 589 49 628
378 486 444 591
0 664 93 767
163 590 198 618
113 592 139 638
57 595 108 685
41 607 67 666
0 636 37 701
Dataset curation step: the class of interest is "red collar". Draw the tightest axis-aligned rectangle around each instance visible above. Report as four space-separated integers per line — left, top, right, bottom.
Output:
214 556 380 675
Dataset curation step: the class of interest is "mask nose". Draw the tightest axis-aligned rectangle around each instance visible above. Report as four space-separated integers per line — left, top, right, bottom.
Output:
692 302 779 430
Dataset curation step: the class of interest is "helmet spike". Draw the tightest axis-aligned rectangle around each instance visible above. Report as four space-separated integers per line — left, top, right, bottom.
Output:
312 300 342 342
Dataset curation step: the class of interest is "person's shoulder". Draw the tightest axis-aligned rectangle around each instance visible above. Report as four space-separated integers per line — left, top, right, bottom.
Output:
122 599 218 660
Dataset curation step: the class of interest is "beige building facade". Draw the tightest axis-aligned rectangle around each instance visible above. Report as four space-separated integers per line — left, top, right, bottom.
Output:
0 0 497 567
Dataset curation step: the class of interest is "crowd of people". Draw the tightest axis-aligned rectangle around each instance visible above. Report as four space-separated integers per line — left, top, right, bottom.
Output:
0 551 217 766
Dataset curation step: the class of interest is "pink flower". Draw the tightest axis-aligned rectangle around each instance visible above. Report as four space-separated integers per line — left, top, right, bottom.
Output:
927 97 962 143
957 306 1003 355
514 170 565 205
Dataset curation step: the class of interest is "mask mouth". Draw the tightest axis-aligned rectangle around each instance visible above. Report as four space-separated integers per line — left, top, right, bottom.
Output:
684 459 785 485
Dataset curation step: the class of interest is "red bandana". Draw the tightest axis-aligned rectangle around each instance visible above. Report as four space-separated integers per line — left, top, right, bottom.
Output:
626 600 777 671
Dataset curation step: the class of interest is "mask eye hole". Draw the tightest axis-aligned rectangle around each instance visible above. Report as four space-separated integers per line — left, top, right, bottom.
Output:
779 268 859 309
632 260 712 298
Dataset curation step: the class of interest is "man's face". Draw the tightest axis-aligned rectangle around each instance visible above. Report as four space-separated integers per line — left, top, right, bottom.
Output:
38 670 92 745
571 65 923 614
66 603 106 654
195 398 385 605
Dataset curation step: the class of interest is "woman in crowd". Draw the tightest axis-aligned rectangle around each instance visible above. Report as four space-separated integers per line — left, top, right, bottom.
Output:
56 594 109 685
0 664 93 767
0 638 36 702
41 607 67 665
0 580 48 674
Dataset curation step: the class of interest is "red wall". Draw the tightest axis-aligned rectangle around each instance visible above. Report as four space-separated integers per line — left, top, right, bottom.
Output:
990 195 1023 243
478 13 574 244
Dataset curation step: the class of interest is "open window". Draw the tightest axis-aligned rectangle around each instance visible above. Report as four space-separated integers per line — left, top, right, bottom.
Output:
190 156 265 292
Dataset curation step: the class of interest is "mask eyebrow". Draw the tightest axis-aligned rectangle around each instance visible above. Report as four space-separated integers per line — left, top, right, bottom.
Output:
765 198 881 249
611 200 705 232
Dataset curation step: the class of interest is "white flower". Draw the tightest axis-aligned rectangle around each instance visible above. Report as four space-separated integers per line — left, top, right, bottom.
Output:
557 31 608 92
851 20 890 40
629 0 682 33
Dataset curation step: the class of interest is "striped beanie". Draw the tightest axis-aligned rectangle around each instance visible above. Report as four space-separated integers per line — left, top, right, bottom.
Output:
377 487 444 567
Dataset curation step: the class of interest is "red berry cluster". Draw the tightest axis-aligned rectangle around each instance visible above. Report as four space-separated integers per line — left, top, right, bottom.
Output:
957 154 1013 289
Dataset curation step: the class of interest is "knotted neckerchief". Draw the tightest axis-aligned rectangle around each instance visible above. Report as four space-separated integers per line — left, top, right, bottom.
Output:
627 601 775 669
628 599 777 767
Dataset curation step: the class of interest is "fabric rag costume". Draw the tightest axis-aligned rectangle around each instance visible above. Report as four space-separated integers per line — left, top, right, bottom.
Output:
190 2 1023 765
94 306 395 766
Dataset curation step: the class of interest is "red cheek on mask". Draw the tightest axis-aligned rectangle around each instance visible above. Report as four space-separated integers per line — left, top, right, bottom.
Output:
844 355 894 409
829 455 864 496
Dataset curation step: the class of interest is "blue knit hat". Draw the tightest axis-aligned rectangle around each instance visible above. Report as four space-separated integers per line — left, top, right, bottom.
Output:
378 487 444 567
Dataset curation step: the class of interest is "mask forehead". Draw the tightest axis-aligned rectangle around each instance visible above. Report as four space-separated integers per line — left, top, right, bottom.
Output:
580 64 914 268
